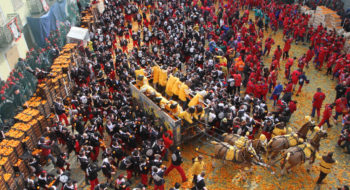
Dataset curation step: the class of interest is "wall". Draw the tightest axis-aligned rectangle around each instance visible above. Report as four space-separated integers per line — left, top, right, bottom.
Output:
0 0 31 80
343 0 350 12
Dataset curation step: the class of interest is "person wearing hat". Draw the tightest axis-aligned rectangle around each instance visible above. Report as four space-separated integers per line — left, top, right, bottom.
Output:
165 101 183 117
54 97 70 126
316 152 336 184
114 174 130 190
155 96 169 109
87 162 101 190
139 157 150 187
193 106 205 121
191 155 204 184
261 118 274 141
179 107 195 124
101 157 115 186
170 182 181 190
164 147 187 183
152 165 166 190
192 171 208 190
38 137 56 166
93 183 108 190
62 180 77 190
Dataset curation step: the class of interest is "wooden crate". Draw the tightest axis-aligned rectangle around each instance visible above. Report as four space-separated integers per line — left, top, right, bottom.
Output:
0 157 14 175
1 140 24 158
4 130 25 142
3 173 14 186
42 100 51 117
63 74 69 83
13 160 29 178
38 104 45 116
37 115 46 132
0 147 18 165
29 119 41 139
12 123 35 143
0 158 6 174
22 136 35 151
0 174 6 190
47 114 55 127
60 87 67 98
8 181 17 190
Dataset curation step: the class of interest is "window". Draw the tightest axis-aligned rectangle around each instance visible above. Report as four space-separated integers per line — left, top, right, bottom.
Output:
11 0 24 10
0 6 5 26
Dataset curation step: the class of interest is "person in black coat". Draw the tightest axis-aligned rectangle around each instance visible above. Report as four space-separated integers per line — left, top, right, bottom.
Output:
192 172 208 190
87 162 102 190
101 157 115 185
54 97 69 126
152 166 166 190
164 147 187 183
335 81 347 100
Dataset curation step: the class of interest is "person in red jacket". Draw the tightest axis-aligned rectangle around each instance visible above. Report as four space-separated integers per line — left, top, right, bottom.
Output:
162 131 173 162
268 69 278 93
263 36 275 56
274 45 282 62
334 97 348 123
291 69 302 91
285 57 295 79
311 88 326 120
316 46 329 70
254 81 263 99
283 37 293 60
319 104 333 128
305 47 315 66
284 80 293 93
233 73 242 94
245 79 255 95
289 100 297 114
270 58 280 71
261 81 269 101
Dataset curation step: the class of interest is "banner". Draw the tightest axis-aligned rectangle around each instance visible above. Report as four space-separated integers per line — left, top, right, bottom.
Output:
7 17 21 41
41 0 50 12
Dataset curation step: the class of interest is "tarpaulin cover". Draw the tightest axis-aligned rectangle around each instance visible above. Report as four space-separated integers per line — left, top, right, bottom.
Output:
27 0 67 47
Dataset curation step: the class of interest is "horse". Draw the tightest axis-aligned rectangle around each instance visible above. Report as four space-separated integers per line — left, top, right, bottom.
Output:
266 121 316 163
222 133 266 155
211 140 261 167
280 128 327 175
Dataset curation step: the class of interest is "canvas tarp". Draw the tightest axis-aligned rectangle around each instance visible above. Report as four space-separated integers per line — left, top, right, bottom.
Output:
27 0 69 47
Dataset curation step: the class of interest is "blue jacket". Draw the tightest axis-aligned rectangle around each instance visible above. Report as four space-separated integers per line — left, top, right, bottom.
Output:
270 84 283 100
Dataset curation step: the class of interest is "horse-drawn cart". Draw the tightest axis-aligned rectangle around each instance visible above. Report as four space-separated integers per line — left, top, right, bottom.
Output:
130 81 209 145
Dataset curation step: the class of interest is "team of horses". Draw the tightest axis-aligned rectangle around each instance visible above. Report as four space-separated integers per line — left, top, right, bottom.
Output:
200 118 328 175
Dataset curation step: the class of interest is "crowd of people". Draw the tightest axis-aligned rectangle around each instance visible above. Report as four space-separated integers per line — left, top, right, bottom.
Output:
21 0 350 189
